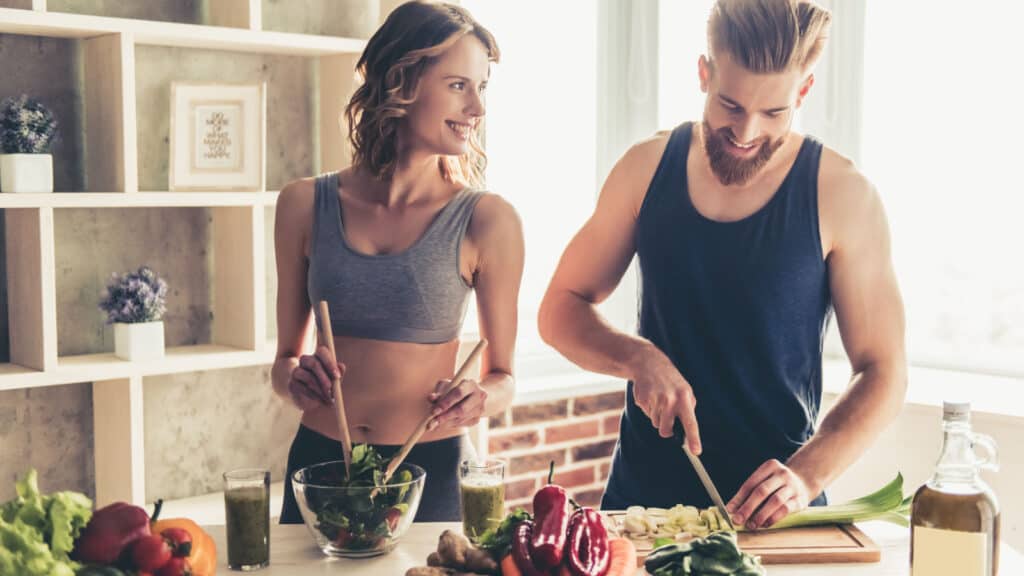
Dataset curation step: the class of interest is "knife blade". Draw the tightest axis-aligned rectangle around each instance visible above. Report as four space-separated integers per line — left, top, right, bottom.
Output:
674 421 736 531
681 442 737 531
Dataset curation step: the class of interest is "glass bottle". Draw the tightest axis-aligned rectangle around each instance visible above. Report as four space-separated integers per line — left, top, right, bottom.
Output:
911 401 1000 575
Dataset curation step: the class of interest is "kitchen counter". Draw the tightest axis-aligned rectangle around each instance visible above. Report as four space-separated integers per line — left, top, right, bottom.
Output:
203 521 1022 575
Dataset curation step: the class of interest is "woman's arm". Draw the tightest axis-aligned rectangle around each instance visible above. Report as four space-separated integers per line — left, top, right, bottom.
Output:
272 179 339 409
429 194 524 430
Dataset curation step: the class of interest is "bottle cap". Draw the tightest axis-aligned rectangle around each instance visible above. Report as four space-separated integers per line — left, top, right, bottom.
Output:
943 401 971 422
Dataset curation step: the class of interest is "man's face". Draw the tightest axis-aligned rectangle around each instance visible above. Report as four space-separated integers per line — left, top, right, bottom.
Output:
698 51 812 186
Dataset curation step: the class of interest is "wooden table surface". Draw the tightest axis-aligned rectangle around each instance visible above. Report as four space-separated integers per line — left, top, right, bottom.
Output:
203 520 1023 574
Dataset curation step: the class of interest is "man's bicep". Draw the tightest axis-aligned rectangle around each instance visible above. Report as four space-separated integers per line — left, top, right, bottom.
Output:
549 209 638 305
828 185 906 370
548 135 664 304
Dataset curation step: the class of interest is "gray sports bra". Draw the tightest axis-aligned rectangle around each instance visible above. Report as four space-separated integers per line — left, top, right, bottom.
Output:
307 171 483 344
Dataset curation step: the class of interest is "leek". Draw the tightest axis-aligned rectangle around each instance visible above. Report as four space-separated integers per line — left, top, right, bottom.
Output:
757 473 910 531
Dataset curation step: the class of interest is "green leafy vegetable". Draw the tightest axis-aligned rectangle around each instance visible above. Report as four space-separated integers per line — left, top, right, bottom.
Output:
646 532 765 576
0 469 93 576
476 508 532 558
310 444 415 552
767 473 908 530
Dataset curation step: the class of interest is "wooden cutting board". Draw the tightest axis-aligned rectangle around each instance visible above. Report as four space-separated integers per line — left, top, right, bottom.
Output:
612 518 881 565
735 524 881 564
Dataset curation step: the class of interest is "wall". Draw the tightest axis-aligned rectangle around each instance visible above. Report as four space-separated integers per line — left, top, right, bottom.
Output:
487 391 624 512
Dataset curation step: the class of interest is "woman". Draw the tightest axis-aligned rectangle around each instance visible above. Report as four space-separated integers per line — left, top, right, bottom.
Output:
272 1 523 523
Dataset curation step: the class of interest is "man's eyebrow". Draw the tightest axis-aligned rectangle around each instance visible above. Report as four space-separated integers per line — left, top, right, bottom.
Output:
719 94 789 114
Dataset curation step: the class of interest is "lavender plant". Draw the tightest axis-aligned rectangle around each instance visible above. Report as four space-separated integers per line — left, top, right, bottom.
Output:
0 95 58 154
98 266 168 324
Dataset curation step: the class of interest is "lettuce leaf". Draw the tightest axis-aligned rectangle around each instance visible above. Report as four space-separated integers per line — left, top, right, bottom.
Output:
0 469 92 576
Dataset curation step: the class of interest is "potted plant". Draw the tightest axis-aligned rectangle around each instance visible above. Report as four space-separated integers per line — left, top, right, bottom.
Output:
99 266 168 361
0 94 58 193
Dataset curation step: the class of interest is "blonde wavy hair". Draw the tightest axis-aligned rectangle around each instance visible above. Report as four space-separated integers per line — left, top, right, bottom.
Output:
707 0 831 74
345 1 499 188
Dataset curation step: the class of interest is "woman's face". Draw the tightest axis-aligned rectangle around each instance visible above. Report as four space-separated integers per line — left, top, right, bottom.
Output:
403 34 490 158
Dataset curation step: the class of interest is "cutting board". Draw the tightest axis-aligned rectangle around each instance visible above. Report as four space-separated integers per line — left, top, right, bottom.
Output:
734 524 881 564
609 514 881 565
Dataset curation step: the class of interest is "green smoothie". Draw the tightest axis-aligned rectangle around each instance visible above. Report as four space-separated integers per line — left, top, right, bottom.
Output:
460 475 505 541
225 485 270 569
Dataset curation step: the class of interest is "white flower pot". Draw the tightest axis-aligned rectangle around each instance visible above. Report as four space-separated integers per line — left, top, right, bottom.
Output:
114 321 165 361
0 153 54 193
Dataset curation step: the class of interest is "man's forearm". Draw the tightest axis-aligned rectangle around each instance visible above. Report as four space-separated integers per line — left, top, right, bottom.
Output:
539 289 653 380
787 361 908 498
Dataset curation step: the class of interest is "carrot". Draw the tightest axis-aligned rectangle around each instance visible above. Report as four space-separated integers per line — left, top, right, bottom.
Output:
558 565 572 576
606 537 639 576
501 554 523 576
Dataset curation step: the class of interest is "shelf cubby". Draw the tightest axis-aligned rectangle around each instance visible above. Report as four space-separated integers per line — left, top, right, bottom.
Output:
0 0 381 506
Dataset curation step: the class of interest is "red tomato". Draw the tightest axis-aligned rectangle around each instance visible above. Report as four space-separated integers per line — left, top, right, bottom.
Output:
131 534 172 572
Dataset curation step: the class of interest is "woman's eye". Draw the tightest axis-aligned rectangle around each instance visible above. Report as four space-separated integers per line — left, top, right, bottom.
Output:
451 82 465 90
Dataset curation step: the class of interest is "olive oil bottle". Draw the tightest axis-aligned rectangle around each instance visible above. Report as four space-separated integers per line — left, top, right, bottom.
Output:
911 402 1000 575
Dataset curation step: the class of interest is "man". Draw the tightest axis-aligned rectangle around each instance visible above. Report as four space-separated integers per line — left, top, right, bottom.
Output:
538 0 907 530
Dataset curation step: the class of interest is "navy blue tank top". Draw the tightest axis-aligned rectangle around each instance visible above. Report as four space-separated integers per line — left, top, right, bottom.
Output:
604 122 832 509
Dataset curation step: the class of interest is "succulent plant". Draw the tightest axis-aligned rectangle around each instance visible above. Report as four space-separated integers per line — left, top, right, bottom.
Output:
0 95 58 154
99 266 169 324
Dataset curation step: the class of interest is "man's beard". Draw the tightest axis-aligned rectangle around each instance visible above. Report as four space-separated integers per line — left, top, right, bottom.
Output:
701 119 785 186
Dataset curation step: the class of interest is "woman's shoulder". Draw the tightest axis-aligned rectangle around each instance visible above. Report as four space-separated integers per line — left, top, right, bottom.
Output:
274 175 324 231
466 190 523 246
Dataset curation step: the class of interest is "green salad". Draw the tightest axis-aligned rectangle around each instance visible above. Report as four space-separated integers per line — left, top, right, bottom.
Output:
0 469 93 576
304 445 416 552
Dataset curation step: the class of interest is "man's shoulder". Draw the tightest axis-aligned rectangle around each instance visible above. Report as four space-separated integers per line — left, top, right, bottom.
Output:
628 129 674 165
816 144 886 251
817 144 877 209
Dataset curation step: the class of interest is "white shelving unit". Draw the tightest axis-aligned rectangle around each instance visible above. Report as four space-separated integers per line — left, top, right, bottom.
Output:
0 0 407 507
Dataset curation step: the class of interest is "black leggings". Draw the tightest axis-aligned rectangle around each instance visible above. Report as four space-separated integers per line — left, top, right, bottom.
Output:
280 424 475 524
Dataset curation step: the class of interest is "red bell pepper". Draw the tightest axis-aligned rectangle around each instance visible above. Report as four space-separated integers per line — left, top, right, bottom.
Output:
566 507 610 576
529 462 570 570
74 499 162 565
511 521 548 576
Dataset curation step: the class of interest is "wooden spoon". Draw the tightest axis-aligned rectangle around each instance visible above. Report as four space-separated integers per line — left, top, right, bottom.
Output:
317 300 353 479
381 339 488 484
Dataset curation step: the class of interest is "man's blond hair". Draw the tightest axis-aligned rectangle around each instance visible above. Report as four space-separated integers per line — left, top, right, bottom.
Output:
707 0 832 74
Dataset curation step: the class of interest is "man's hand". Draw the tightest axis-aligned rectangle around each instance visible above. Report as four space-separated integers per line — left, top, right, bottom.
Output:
631 345 702 455
727 459 815 530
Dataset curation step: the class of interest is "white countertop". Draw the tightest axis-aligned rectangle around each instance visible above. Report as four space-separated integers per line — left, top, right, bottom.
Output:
203 520 1023 575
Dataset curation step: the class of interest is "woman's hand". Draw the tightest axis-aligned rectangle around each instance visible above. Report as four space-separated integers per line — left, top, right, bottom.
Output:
287 345 345 411
427 378 489 431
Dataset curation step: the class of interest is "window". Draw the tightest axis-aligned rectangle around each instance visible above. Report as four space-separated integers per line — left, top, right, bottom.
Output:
658 0 1024 381
657 0 715 131
461 1 599 367
862 2 1024 376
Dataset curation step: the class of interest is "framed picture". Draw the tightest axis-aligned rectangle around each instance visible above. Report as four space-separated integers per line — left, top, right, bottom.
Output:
169 82 266 191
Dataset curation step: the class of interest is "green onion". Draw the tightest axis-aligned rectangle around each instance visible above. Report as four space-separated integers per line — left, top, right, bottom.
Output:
761 473 909 531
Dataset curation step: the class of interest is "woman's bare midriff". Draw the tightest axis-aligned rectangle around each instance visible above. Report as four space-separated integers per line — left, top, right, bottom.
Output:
299 334 466 445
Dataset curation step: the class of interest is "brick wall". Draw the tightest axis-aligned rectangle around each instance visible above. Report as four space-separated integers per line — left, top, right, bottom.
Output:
488 390 625 512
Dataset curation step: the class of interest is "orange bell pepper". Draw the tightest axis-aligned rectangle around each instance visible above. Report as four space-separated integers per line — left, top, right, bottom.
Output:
151 517 217 576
